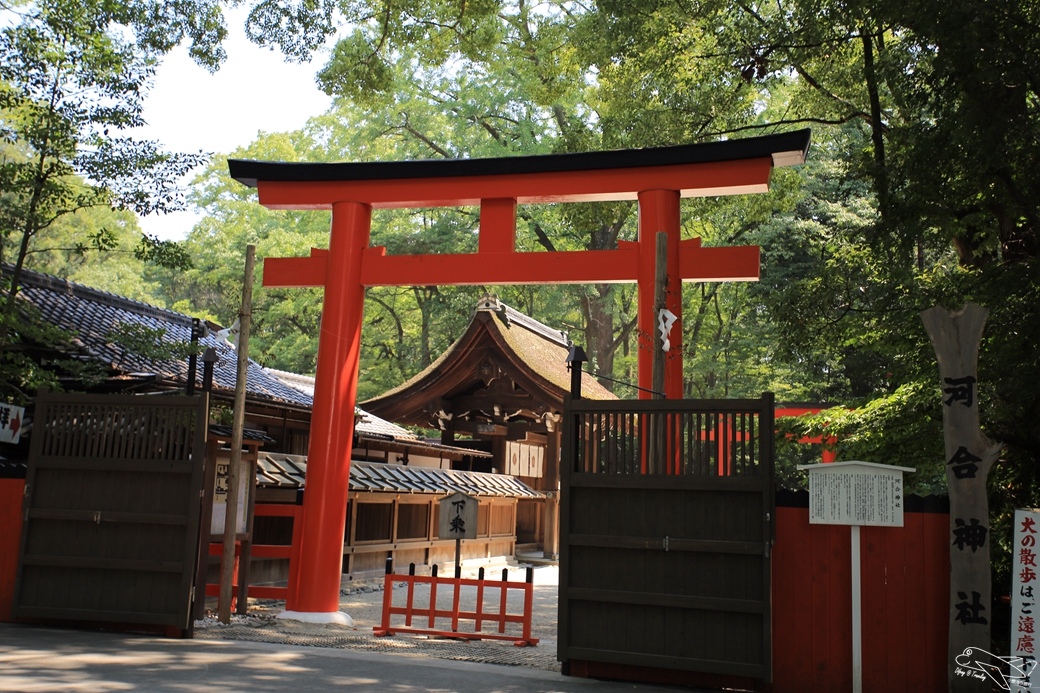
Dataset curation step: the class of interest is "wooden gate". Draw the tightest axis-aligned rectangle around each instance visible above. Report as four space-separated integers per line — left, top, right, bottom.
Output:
14 392 206 636
559 394 775 687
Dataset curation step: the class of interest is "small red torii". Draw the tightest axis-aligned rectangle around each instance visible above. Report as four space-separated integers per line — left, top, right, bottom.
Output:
228 129 810 621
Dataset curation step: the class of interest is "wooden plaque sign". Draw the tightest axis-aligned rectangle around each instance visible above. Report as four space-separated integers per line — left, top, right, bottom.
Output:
438 491 478 541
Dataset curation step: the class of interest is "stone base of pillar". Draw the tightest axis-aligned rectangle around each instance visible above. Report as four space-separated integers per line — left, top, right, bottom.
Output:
277 610 353 626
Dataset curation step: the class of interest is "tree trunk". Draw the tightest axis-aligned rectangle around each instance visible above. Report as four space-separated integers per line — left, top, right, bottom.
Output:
921 303 1002 693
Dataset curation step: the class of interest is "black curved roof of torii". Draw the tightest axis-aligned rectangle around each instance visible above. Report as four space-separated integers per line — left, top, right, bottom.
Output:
228 129 811 187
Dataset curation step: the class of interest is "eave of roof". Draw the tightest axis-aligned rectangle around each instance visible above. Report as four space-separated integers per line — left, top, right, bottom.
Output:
257 455 540 498
229 130 811 188
362 298 615 425
5 264 313 409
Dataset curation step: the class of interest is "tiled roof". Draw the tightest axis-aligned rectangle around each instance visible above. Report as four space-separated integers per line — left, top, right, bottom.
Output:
367 295 616 407
481 298 616 399
5 264 313 408
263 368 487 457
257 455 540 498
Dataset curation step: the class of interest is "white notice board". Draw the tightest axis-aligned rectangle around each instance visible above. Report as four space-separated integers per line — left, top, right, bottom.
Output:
798 461 914 527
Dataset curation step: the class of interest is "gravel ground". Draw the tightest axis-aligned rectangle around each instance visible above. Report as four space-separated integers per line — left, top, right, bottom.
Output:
193 564 561 672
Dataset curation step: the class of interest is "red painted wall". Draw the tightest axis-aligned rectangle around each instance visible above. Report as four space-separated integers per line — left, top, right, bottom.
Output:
772 503 949 692
0 478 25 622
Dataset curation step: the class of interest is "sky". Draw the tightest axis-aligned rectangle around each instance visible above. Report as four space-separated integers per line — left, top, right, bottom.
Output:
135 8 333 242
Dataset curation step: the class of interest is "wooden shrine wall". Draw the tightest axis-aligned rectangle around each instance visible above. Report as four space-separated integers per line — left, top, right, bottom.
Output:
772 493 949 692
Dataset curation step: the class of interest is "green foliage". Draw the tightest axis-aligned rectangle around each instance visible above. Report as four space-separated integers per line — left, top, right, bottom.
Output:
0 296 107 402
0 0 233 357
0 0 238 404
134 234 194 271
162 1 1038 551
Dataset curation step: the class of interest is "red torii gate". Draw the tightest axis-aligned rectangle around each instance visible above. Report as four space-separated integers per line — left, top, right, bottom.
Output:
228 129 811 620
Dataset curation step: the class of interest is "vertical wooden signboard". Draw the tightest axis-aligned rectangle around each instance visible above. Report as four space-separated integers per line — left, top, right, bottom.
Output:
1011 509 1040 692
439 492 478 575
921 303 1002 693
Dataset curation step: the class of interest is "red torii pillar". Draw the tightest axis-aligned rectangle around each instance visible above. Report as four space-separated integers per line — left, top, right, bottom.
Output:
229 130 810 619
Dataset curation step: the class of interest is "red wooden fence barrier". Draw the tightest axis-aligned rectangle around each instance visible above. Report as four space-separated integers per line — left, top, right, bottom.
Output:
772 495 949 692
374 560 539 647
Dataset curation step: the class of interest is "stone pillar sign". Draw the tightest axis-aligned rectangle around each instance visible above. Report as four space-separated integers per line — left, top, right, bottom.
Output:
922 303 1002 693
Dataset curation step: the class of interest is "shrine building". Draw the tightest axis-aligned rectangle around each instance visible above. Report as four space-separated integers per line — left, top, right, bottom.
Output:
362 296 616 558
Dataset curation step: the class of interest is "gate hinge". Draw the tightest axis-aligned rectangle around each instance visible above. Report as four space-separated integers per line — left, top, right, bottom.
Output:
764 512 772 557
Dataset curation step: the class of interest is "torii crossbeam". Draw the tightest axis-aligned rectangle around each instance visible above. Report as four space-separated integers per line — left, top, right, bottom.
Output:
228 129 811 620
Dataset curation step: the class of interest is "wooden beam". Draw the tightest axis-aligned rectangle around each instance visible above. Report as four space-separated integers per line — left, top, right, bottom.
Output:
263 255 327 288
358 245 642 287
253 158 773 210
479 198 517 254
678 239 760 282
265 241 762 288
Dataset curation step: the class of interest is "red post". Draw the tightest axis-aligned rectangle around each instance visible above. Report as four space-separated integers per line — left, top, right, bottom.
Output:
637 189 683 399
0 479 25 622
286 201 371 616
478 198 517 254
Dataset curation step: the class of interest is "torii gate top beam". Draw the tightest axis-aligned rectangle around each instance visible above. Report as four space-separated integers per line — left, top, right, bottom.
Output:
228 129 810 210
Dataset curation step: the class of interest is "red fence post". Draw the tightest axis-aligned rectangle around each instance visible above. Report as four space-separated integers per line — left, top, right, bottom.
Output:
374 564 539 646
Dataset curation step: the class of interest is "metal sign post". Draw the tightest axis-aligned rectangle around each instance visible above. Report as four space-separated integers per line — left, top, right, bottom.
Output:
799 460 915 693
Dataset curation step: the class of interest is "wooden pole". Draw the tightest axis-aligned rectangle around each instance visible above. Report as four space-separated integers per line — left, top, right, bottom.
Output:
219 244 255 624
921 303 1002 693
651 232 668 399
647 233 668 474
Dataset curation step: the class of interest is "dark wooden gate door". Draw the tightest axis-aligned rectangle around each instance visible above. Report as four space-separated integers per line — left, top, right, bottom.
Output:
14 392 206 636
559 394 775 686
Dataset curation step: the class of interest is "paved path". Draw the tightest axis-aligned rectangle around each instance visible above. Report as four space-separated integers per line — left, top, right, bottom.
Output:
0 565 711 692
194 564 561 671
0 623 681 692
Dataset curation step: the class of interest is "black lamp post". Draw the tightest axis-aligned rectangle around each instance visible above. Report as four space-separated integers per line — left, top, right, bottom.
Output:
201 348 218 393
565 344 588 400
186 318 208 396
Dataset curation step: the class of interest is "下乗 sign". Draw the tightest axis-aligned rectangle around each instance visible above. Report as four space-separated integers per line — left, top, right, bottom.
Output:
438 492 478 541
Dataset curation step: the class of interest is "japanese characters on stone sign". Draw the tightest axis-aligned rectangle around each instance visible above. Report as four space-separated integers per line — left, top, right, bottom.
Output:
945 375 980 479
1011 509 1040 692
944 372 992 632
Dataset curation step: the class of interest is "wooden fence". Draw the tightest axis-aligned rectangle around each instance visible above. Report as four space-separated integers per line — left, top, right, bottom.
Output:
374 560 539 646
772 491 949 692
0 468 953 688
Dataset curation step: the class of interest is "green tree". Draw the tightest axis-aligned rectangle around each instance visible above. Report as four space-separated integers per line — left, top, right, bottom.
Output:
0 0 232 361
